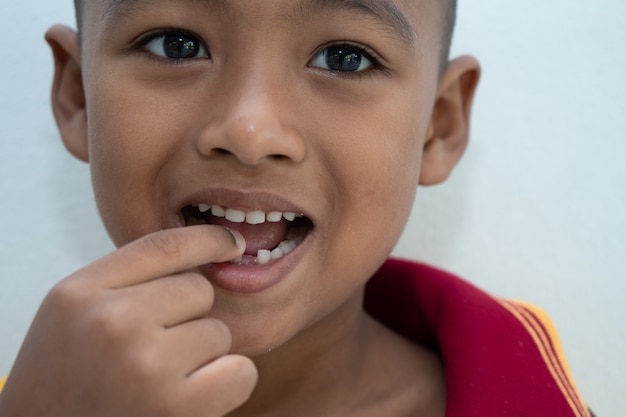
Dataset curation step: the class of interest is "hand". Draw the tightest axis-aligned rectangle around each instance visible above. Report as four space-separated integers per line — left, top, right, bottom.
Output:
0 226 257 417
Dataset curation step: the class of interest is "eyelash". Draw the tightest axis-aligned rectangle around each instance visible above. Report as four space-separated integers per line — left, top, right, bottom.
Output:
310 41 388 79
132 29 388 78
134 28 210 64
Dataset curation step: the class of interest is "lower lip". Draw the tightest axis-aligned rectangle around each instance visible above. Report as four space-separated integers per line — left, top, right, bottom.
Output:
199 231 313 294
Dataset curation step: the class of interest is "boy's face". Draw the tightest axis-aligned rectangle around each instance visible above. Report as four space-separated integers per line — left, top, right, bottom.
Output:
51 0 477 355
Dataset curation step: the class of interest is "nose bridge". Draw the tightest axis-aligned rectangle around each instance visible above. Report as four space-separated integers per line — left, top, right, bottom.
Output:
196 55 305 165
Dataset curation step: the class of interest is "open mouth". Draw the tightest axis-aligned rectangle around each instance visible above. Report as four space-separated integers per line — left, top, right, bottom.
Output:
181 204 313 266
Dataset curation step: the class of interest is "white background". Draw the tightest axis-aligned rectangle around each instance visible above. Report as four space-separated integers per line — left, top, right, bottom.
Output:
0 1 624 415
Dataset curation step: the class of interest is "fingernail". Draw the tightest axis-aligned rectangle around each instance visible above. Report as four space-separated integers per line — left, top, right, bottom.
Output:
225 228 246 251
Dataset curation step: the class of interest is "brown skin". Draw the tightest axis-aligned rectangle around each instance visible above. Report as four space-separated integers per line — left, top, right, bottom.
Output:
0 0 479 415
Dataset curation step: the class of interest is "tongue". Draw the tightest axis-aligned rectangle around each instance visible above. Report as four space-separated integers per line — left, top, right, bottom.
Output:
209 215 290 255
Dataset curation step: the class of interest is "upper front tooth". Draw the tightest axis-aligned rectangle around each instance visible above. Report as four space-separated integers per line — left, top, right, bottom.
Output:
212 205 226 217
246 210 266 225
225 208 246 223
267 211 282 222
204 205 301 224
283 212 297 221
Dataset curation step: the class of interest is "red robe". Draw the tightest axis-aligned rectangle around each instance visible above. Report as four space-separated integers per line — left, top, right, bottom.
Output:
364 258 591 417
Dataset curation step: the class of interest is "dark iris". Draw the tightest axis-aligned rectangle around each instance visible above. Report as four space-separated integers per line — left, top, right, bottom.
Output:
325 46 363 72
163 35 202 59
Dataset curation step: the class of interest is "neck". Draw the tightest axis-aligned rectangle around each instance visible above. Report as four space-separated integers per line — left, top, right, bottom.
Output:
228 291 372 417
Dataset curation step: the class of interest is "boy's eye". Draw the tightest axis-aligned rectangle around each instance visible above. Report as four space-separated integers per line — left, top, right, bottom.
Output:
143 33 209 60
310 45 374 73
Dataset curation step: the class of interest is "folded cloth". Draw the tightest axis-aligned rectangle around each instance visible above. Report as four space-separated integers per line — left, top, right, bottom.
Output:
364 258 592 417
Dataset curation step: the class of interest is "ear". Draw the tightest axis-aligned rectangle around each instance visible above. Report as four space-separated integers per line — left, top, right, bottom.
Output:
45 25 89 162
419 55 480 185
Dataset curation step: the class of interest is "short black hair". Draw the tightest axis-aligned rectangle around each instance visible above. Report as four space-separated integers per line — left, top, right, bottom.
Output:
73 0 457 66
441 0 457 64
73 0 84 37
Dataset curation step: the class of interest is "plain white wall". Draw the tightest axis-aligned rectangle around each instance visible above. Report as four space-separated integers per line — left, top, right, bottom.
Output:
0 1 624 415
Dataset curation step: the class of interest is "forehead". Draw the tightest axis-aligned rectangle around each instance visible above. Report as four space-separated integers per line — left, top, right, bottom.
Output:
94 0 424 48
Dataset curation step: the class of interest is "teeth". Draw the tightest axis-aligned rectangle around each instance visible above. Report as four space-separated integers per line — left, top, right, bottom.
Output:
185 204 308 266
225 239 301 266
246 210 266 225
212 205 226 217
253 239 298 265
225 208 246 223
256 249 272 265
271 247 284 260
191 204 303 225
277 240 297 254
267 211 283 222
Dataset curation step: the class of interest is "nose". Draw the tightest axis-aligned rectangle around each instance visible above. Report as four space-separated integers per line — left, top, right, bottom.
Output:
194 81 306 166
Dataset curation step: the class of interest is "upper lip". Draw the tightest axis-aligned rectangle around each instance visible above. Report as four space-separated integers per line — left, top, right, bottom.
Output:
177 188 312 219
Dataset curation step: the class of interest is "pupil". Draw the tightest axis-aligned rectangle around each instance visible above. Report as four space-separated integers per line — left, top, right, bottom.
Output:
163 35 199 59
326 47 362 72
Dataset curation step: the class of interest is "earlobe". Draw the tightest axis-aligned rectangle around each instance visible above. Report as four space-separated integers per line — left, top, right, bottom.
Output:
419 55 480 185
45 25 89 162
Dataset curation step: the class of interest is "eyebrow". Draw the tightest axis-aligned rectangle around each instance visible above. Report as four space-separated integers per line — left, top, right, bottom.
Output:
294 0 416 48
103 0 417 48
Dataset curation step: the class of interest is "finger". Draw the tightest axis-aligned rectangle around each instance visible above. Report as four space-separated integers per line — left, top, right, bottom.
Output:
76 226 245 289
183 355 258 416
118 272 215 327
160 318 233 375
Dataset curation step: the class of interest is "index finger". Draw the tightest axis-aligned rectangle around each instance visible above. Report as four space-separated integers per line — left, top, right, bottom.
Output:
75 226 245 288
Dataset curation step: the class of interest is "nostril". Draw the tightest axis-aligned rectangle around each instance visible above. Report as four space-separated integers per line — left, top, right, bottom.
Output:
213 148 231 156
208 147 291 164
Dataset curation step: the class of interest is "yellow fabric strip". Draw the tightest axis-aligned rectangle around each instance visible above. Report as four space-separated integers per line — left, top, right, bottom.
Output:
0 375 7 392
497 298 590 417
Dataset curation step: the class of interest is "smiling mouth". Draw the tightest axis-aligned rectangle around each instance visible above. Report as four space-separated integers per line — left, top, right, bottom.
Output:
182 204 313 266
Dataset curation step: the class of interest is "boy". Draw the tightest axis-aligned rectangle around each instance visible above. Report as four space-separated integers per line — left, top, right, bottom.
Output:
0 0 591 416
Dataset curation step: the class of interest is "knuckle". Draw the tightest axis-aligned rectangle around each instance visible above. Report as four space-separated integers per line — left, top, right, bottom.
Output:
126 344 160 381
141 231 185 263
222 355 258 390
234 356 259 388
86 299 135 341
183 273 215 304
197 355 257 414
205 318 233 352
184 272 214 293
44 277 89 314
209 318 232 341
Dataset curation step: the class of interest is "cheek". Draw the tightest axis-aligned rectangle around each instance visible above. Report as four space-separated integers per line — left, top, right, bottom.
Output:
85 79 185 245
312 92 428 282
343 125 422 251
326 95 426 215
